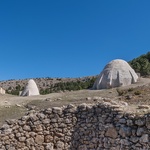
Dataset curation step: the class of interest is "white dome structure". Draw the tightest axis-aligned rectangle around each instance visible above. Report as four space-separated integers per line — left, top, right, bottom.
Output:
93 59 138 89
20 79 40 96
0 87 5 94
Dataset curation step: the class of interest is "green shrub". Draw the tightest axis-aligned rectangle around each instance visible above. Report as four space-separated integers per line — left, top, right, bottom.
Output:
129 51 150 76
128 88 134 92
40 77 96 95
116 89 125 96
134 90 141 95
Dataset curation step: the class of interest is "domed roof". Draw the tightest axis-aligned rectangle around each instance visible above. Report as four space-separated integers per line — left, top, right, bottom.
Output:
104 59 131 68
93 59 138 89
20 79 40 96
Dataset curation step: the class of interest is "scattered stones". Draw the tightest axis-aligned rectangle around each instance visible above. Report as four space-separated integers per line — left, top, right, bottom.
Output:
120 101 128 106
45 98 52 101
26 104 36 110
103 98 112 102
125 95 132 100
86 97 92 101
16 104 22 107
4 106 10 108
93 96 102 101
138 105 149 109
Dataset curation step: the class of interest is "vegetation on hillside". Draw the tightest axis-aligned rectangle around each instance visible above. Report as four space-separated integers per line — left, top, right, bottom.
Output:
6 77 96 95
5 51 150 96
40 77 96 95
129 52 150 76
6 85 23 95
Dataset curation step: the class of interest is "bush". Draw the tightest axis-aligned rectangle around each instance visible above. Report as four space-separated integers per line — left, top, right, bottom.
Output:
134 90 141 95
6 84 23 95
129 51 150 76
128 88 134 92
116 89 126 96
40 77 96 95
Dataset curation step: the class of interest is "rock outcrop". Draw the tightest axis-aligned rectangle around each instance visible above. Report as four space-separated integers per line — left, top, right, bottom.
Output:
93 59 138 89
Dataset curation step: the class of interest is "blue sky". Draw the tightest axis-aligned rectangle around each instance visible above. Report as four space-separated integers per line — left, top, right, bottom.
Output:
0 0 150 80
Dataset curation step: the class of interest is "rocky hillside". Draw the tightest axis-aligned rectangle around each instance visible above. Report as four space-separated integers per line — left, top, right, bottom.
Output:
1 51 150 96
0 76 97 95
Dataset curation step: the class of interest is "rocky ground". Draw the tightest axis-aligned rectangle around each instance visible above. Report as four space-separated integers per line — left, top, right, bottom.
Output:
0 77 150 127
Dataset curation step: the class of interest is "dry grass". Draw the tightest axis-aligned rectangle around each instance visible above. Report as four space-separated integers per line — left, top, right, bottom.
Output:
0 106 26 127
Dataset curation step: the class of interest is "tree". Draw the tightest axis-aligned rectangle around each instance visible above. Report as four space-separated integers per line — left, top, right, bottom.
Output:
129 51 150 76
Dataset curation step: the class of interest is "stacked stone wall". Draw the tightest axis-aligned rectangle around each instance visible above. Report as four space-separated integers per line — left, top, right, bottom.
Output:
0 101 150 150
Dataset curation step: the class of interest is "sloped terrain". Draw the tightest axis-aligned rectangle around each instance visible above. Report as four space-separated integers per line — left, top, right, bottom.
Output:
0 77 150 127
0 76 96 95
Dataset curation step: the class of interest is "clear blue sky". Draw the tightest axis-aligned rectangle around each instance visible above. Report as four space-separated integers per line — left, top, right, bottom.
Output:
0 0 150 80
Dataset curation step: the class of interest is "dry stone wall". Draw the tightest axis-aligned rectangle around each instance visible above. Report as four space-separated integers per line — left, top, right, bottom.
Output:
0 101 150 150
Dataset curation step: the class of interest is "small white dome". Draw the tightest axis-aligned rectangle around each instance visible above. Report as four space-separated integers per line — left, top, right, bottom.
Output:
20 79 40 96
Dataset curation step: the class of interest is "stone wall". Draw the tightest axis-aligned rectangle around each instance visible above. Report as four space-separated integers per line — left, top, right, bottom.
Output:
0 100 150 150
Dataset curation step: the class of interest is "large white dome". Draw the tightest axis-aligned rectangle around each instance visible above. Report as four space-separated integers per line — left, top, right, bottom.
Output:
20 79 40 96
93 59 138 89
